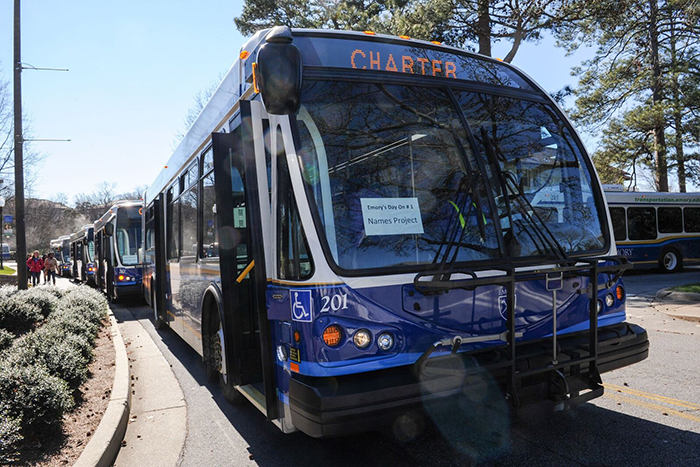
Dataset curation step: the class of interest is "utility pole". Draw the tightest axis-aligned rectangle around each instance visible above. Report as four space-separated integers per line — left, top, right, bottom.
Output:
13 0 27 289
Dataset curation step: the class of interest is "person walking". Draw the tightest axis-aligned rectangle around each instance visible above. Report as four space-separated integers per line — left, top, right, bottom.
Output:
27 251 44 287
42 254 48 284
25 254 32 287
44 252 58 286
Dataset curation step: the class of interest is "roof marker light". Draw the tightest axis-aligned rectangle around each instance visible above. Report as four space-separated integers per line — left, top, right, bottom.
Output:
431 41 442 45
363 31 376 35
399 35 410 40
240 51 249 60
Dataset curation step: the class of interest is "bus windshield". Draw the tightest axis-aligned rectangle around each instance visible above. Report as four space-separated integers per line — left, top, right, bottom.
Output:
86 240 95 262
295 80 605 272
116 207 142 266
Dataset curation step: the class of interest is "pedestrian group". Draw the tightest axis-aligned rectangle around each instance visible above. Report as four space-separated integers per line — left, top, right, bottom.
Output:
26 250 58 286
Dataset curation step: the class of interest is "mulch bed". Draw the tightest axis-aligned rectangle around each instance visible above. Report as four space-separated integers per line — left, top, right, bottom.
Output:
15 320 116 466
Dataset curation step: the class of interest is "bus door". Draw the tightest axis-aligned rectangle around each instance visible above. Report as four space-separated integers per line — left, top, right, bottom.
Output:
211 100 277 420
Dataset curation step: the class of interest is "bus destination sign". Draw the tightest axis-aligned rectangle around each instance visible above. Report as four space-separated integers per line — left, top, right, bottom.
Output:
291 35 533 90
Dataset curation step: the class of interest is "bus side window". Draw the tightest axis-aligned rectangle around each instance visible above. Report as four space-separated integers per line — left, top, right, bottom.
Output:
263 119 272 206
683 207 700 232
658 207 682 234
181 160 198 259
145 206 155 252
609 207 627 241
201 170 218 258
167 185 180 260
276 127 313 280
627 207 656 240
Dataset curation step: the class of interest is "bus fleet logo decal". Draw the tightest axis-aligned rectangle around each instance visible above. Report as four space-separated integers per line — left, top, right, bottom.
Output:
618 248 633 256
498 288 517 321
291 290 313 322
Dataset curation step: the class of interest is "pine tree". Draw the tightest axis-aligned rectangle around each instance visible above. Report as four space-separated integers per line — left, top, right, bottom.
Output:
562 0 700 192
234 0 585 63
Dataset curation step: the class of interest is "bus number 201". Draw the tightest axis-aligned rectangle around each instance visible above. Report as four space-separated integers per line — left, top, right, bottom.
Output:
320 293 349 312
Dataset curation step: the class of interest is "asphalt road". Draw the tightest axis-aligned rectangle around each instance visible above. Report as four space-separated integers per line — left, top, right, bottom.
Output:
123 267 700 467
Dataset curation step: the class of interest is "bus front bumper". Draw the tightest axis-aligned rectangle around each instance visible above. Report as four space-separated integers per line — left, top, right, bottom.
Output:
114 283 142 298
288 322 648 438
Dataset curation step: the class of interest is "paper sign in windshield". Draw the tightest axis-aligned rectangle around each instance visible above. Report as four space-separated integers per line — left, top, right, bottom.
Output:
361 198 424 236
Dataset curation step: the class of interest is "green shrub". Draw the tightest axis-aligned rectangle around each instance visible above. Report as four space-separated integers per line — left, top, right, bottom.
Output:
37 286 64 299
35 325 93 362
0 404 22 464
49 307 101 343
62 287 109 324
0 363 74 433
14 288 60 318
0 286 16 302
0 295 42 335
0 329 13 352
5 333 89 390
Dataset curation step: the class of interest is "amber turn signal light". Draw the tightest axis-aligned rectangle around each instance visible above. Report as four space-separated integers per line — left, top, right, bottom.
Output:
616 285 625 301
322 325 342 347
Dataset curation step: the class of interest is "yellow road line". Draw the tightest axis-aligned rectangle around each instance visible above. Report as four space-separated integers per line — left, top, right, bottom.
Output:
604 383 700 411
605 392 700 423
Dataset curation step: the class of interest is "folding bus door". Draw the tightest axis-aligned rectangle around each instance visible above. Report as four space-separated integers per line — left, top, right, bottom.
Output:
211 100 277 420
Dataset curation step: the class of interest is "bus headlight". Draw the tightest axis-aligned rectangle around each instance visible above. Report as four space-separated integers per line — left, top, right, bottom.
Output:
596 300 603 314
352 329 372 349
377 333 394 351
605 293 615 308
276 345 287 362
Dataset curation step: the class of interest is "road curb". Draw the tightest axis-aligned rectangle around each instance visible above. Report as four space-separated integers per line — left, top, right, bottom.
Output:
74 309 131 467
654 287 700 303
653 287 700 322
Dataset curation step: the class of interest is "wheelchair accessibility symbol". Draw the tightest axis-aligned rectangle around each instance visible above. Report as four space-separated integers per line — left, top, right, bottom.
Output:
291 290 313 322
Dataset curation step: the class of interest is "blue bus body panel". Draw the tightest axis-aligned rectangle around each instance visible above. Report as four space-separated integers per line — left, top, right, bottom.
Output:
617 237 700 269
268 273 626 390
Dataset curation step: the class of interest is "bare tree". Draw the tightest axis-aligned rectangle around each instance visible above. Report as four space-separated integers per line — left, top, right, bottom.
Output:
173 77 224 148
0 64 44 201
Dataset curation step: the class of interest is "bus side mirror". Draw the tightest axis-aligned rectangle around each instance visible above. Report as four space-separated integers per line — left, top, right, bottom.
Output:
104 223 114 237
256 26 302 115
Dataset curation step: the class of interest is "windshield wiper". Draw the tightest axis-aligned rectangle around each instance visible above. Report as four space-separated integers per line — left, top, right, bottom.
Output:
429 170 494 277
479 128 568 261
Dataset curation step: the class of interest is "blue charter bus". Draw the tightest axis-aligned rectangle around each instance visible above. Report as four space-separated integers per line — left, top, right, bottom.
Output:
94 201 143 301
606 189 700 272
69 224 96 284
142 27 648 437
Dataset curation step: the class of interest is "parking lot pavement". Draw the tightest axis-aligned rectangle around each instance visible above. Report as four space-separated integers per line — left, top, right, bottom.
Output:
120 270 699 467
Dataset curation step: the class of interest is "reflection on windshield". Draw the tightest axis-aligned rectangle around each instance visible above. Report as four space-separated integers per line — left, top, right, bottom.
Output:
295 81 606 272
296 81 499 271
116 207 142 266
457 93 604 256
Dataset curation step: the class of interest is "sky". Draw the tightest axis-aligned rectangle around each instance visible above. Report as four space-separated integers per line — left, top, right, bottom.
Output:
1 1 633 205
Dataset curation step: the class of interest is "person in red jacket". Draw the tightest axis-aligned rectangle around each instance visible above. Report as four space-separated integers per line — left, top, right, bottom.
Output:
27 250 44 287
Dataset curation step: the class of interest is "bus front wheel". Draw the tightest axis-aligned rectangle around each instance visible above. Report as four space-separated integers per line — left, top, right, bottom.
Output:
205 307 241 404
660 248 683 273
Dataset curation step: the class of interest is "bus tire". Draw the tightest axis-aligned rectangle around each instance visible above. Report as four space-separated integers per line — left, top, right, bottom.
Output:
205 305 241 404
152 289 166 330
659 247 683 273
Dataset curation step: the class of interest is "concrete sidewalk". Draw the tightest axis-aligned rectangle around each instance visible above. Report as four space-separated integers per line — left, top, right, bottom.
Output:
653 288 700 322
111 304 187 466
